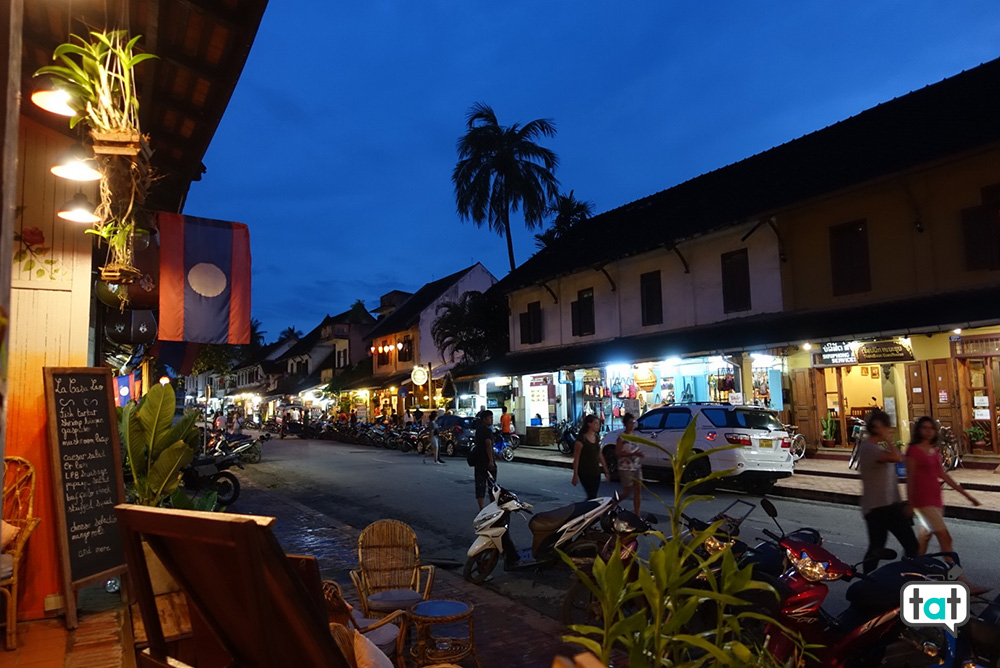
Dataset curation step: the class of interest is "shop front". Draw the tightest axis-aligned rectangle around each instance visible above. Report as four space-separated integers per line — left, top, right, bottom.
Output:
952 331 1000 453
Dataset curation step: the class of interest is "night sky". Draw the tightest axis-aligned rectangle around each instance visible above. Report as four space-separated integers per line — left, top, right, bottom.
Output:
183 2 1000 340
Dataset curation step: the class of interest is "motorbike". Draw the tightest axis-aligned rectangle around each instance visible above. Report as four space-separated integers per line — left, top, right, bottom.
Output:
180 451 243 505
209 431 268 464
464 475 618 583
556 420 576 455
493 429 516 462
761 512 966 668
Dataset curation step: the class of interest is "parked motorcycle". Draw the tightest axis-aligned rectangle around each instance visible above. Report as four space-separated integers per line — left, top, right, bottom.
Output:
181 451 243 506
464 475 617 583
555 420 576 455
493 429 516 462
209 431 268 464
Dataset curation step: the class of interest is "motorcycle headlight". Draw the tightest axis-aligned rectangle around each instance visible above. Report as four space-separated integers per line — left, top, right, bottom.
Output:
474 510 503 532
787 550 831 582
612 517 637 534
704 535 734 555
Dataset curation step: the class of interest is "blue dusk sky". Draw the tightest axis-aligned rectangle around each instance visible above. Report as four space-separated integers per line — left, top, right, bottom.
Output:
183 1 1000 340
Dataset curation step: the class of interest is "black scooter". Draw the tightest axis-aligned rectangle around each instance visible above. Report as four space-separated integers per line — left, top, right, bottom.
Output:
181 451 243 505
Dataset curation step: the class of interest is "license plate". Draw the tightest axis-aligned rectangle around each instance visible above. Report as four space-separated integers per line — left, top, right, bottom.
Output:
758 439 773 449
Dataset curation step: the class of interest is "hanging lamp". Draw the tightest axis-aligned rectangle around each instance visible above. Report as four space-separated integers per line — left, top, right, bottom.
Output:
30 76 77 117
51 144 101 181
57 192 100 223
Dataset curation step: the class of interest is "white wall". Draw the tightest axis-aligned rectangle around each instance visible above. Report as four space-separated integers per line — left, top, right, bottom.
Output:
508 224 783 352
418 263 497 365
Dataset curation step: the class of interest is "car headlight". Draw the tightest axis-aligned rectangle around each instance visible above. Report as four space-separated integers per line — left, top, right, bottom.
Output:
787 550 831 582
704 535 734 555
474 510 503 531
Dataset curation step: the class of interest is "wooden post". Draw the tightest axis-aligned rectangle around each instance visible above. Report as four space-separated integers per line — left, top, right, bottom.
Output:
0 0 23 461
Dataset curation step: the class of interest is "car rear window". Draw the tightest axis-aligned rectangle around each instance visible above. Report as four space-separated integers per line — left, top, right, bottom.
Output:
701 408 783 431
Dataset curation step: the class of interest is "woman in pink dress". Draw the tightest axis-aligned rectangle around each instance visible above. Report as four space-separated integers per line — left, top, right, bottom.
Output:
906 416 980 557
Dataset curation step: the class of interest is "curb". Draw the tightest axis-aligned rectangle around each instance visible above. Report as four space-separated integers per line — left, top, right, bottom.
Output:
792 467 999 493
768 483 1000 523
512 452 1000 523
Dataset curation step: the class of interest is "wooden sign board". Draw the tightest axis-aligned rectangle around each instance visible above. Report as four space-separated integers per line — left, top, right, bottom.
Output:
43 367 127 629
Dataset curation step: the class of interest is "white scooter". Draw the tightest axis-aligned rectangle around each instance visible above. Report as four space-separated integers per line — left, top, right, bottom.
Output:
463 475 616 584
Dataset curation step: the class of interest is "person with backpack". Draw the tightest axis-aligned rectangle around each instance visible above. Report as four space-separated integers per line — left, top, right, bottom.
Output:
471 410 497 509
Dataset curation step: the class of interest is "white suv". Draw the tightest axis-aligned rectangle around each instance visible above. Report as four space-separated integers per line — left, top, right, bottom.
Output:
601 403 794 493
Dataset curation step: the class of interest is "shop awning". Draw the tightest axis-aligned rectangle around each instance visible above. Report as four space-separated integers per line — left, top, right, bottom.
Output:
454 286 1000 378
340 370 410 392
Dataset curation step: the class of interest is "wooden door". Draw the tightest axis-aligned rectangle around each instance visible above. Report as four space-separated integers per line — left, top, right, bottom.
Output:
791 369 819 446
926 358 959 430
905 362 930 422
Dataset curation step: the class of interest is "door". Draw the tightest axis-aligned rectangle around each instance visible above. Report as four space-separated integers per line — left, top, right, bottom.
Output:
927 359 959 431
791 369 816 446
634 409 668 466
905 362 930 423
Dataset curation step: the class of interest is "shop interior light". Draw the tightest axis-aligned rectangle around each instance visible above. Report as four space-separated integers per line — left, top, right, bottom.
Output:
50 144 102 181
802 343 812 350
397 342 403 350
30 77 77 116
57 192 100 223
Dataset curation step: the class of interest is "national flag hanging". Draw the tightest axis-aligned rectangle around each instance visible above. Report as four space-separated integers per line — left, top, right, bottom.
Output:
149 340 201 376
115 370 141 407
157 212 251 344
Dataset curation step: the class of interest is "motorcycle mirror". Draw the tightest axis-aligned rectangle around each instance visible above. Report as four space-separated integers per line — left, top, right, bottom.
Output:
760 498 778 518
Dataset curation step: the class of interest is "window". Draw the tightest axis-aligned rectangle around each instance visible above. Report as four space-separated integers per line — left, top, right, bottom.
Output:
398 337 414 362
636 411 665 431
519 301 543 344
721 249 752 313
962 206 1000 271
829 220 871 296
702 407 782 430
377 340 390 366
640 271 663 326
662 409 692 429
336 349 348 368
571 288 595 337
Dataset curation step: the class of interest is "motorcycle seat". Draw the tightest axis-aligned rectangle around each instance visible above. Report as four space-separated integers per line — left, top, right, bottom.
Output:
529 500 602 536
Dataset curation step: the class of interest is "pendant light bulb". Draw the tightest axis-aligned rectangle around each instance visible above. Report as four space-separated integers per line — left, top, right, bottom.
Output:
51 145 101 181
57 192 100 224
30 77 77 117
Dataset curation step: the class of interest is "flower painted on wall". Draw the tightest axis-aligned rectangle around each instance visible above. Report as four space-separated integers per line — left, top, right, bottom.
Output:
14 226 67 280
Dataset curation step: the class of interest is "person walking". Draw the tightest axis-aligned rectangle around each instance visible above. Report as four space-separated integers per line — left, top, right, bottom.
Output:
906 416 980 557
858 409 918 573
473 410 497 509
425 410 445 465
572 414 611 500
614 413 644 515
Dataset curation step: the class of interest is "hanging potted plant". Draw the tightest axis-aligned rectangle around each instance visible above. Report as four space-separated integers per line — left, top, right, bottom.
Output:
35 31 157 284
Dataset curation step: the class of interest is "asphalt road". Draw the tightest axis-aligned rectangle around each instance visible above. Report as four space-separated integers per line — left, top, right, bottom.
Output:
236 434 1000 619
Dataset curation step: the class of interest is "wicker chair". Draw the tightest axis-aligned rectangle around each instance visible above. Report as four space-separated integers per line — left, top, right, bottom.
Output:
350 519 435 619
328 623 461 668
323 580 407 668
1 457 41 650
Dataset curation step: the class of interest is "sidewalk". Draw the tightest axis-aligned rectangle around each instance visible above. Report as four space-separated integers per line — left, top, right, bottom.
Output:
512 444 1000 522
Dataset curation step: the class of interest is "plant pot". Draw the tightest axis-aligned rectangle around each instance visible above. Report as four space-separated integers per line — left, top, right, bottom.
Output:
100 263 143 284
974 440 987 447
821 439 836 447
91 130 144 156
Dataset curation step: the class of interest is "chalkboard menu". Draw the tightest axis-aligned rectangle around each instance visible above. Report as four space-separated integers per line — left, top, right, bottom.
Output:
43 367 127 628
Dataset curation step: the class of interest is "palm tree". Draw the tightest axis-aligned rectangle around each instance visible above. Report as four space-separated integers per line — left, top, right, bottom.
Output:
431 290 507 365
534 189 594 250
453 102 560 272
249 318 266 352
278 326 303 342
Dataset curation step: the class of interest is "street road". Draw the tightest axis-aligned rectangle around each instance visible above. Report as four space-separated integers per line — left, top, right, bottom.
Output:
235 434 1000 619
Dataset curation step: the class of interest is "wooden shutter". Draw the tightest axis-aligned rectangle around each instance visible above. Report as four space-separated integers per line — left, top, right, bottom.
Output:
571 300 581 337
721 249 751 313
829 220 871 296
640 271 662 326
520 311 531 345
961 206 1000 271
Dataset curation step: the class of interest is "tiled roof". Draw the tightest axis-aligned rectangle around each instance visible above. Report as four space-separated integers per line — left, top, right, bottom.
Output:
366 264 481 341
498 57 1000 292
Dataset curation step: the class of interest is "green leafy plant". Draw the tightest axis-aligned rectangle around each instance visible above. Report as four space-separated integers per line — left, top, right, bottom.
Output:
561 418 803 667
120 383 199 507
964 425 987 443
821 411 836 441
169 488 220 513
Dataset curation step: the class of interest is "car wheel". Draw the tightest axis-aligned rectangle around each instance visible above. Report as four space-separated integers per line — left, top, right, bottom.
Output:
679 455 712 491
445 441 455 457
463 549 499 584
602 446 619 482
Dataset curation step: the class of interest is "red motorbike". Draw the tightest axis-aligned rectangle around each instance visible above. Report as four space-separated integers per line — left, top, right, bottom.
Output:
759 494 962 668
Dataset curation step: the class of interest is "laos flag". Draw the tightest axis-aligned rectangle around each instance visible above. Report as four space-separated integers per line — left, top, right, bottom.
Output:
157 212 251 344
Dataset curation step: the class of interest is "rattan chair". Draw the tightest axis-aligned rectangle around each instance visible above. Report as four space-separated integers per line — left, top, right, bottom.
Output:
323 580 407 668
349 519 435 618
329 623 461 668
1 457 41 650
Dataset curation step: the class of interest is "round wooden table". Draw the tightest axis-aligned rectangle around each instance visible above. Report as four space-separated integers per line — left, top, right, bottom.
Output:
408 599 481 667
